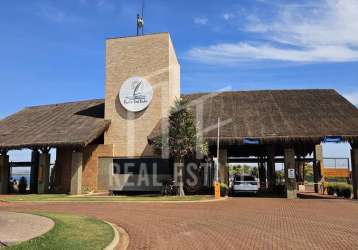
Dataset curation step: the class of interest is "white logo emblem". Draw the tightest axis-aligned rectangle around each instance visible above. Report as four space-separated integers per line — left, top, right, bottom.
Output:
119 76 153 112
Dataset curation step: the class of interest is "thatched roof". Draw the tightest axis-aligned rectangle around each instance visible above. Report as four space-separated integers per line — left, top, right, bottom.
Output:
1 89 357 149
184 89 358 145
0 99 109 150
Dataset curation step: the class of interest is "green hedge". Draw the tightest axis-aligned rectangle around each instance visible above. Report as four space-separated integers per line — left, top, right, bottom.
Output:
327 183 352 198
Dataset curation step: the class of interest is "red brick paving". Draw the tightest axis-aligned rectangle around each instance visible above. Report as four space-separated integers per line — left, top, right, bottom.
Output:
1 198 358 249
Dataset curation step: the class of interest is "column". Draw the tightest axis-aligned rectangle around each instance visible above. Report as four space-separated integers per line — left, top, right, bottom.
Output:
315 144 323 177
313 145 322 193
284 146 297 199
218 149 228 185
351 144 358 200
296 159 305 192
70 151 83 195
0 152 9 194
38 152 50 194
30 150 39 193
258 157 266 190
267 145 276 191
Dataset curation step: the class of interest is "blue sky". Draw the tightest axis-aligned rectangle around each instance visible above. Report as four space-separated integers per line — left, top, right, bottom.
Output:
1 0 357 161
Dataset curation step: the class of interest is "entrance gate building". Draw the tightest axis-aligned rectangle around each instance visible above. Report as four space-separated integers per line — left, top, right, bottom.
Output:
0 33 358 199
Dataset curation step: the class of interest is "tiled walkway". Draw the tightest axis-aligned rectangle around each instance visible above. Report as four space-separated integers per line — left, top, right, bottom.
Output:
1 198 357 249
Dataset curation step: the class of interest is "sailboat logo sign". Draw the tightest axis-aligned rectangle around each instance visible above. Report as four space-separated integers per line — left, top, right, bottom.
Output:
119 76 153 112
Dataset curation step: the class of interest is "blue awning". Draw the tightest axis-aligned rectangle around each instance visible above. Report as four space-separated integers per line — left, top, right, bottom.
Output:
322 136 343 143
243 138 260 145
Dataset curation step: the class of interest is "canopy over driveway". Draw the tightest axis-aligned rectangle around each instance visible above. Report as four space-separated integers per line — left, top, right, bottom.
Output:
0 89 357 198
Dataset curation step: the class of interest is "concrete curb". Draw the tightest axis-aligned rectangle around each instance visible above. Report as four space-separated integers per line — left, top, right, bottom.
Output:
1 197 228 204
0 212 55 246
104 221 130 250
69 192 109 197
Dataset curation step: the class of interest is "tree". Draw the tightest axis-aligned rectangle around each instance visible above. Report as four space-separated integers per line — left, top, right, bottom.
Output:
152 98 208 196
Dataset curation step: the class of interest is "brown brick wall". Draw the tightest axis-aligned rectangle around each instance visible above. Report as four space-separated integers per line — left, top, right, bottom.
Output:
82 144 113 192
104 33 180 157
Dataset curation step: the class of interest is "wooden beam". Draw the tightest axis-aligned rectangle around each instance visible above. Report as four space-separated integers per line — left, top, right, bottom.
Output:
228 157 314 163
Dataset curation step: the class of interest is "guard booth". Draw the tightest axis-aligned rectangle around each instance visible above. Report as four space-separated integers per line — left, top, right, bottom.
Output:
210 143 320 198
323 158 350 180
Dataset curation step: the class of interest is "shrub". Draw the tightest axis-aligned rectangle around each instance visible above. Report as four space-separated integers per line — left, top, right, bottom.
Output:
18 177 27 194
336 187 344 197
342 188 352 199
220 183 228 196
327 186 335 195
328 183 352 198
273 184 286 196
337 183 352 199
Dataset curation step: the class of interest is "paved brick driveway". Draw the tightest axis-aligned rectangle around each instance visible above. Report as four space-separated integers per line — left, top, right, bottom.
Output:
1 198 358 249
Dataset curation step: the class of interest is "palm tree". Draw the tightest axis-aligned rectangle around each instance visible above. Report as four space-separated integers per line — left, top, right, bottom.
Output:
152 98 208 196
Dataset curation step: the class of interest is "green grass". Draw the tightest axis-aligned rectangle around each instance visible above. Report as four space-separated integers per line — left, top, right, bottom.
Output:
8 212 114 250
0 194 213 202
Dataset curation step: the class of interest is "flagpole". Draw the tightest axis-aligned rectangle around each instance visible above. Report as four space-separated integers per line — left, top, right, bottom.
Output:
216 117 220 183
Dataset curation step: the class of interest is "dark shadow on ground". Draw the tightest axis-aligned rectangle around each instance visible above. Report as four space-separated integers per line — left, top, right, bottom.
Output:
229 191 285 199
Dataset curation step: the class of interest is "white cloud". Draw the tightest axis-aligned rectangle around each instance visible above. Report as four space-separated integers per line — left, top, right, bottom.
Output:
343 91 358 106
187 0 358 64
37 4 82 23
194 17 208 25
246 0 358 47
188 42 358 64
39 5 67 23
223 13 234 21
79 0 115 11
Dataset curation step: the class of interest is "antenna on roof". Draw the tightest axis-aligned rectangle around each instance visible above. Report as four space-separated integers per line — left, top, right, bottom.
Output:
137 0 144 36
